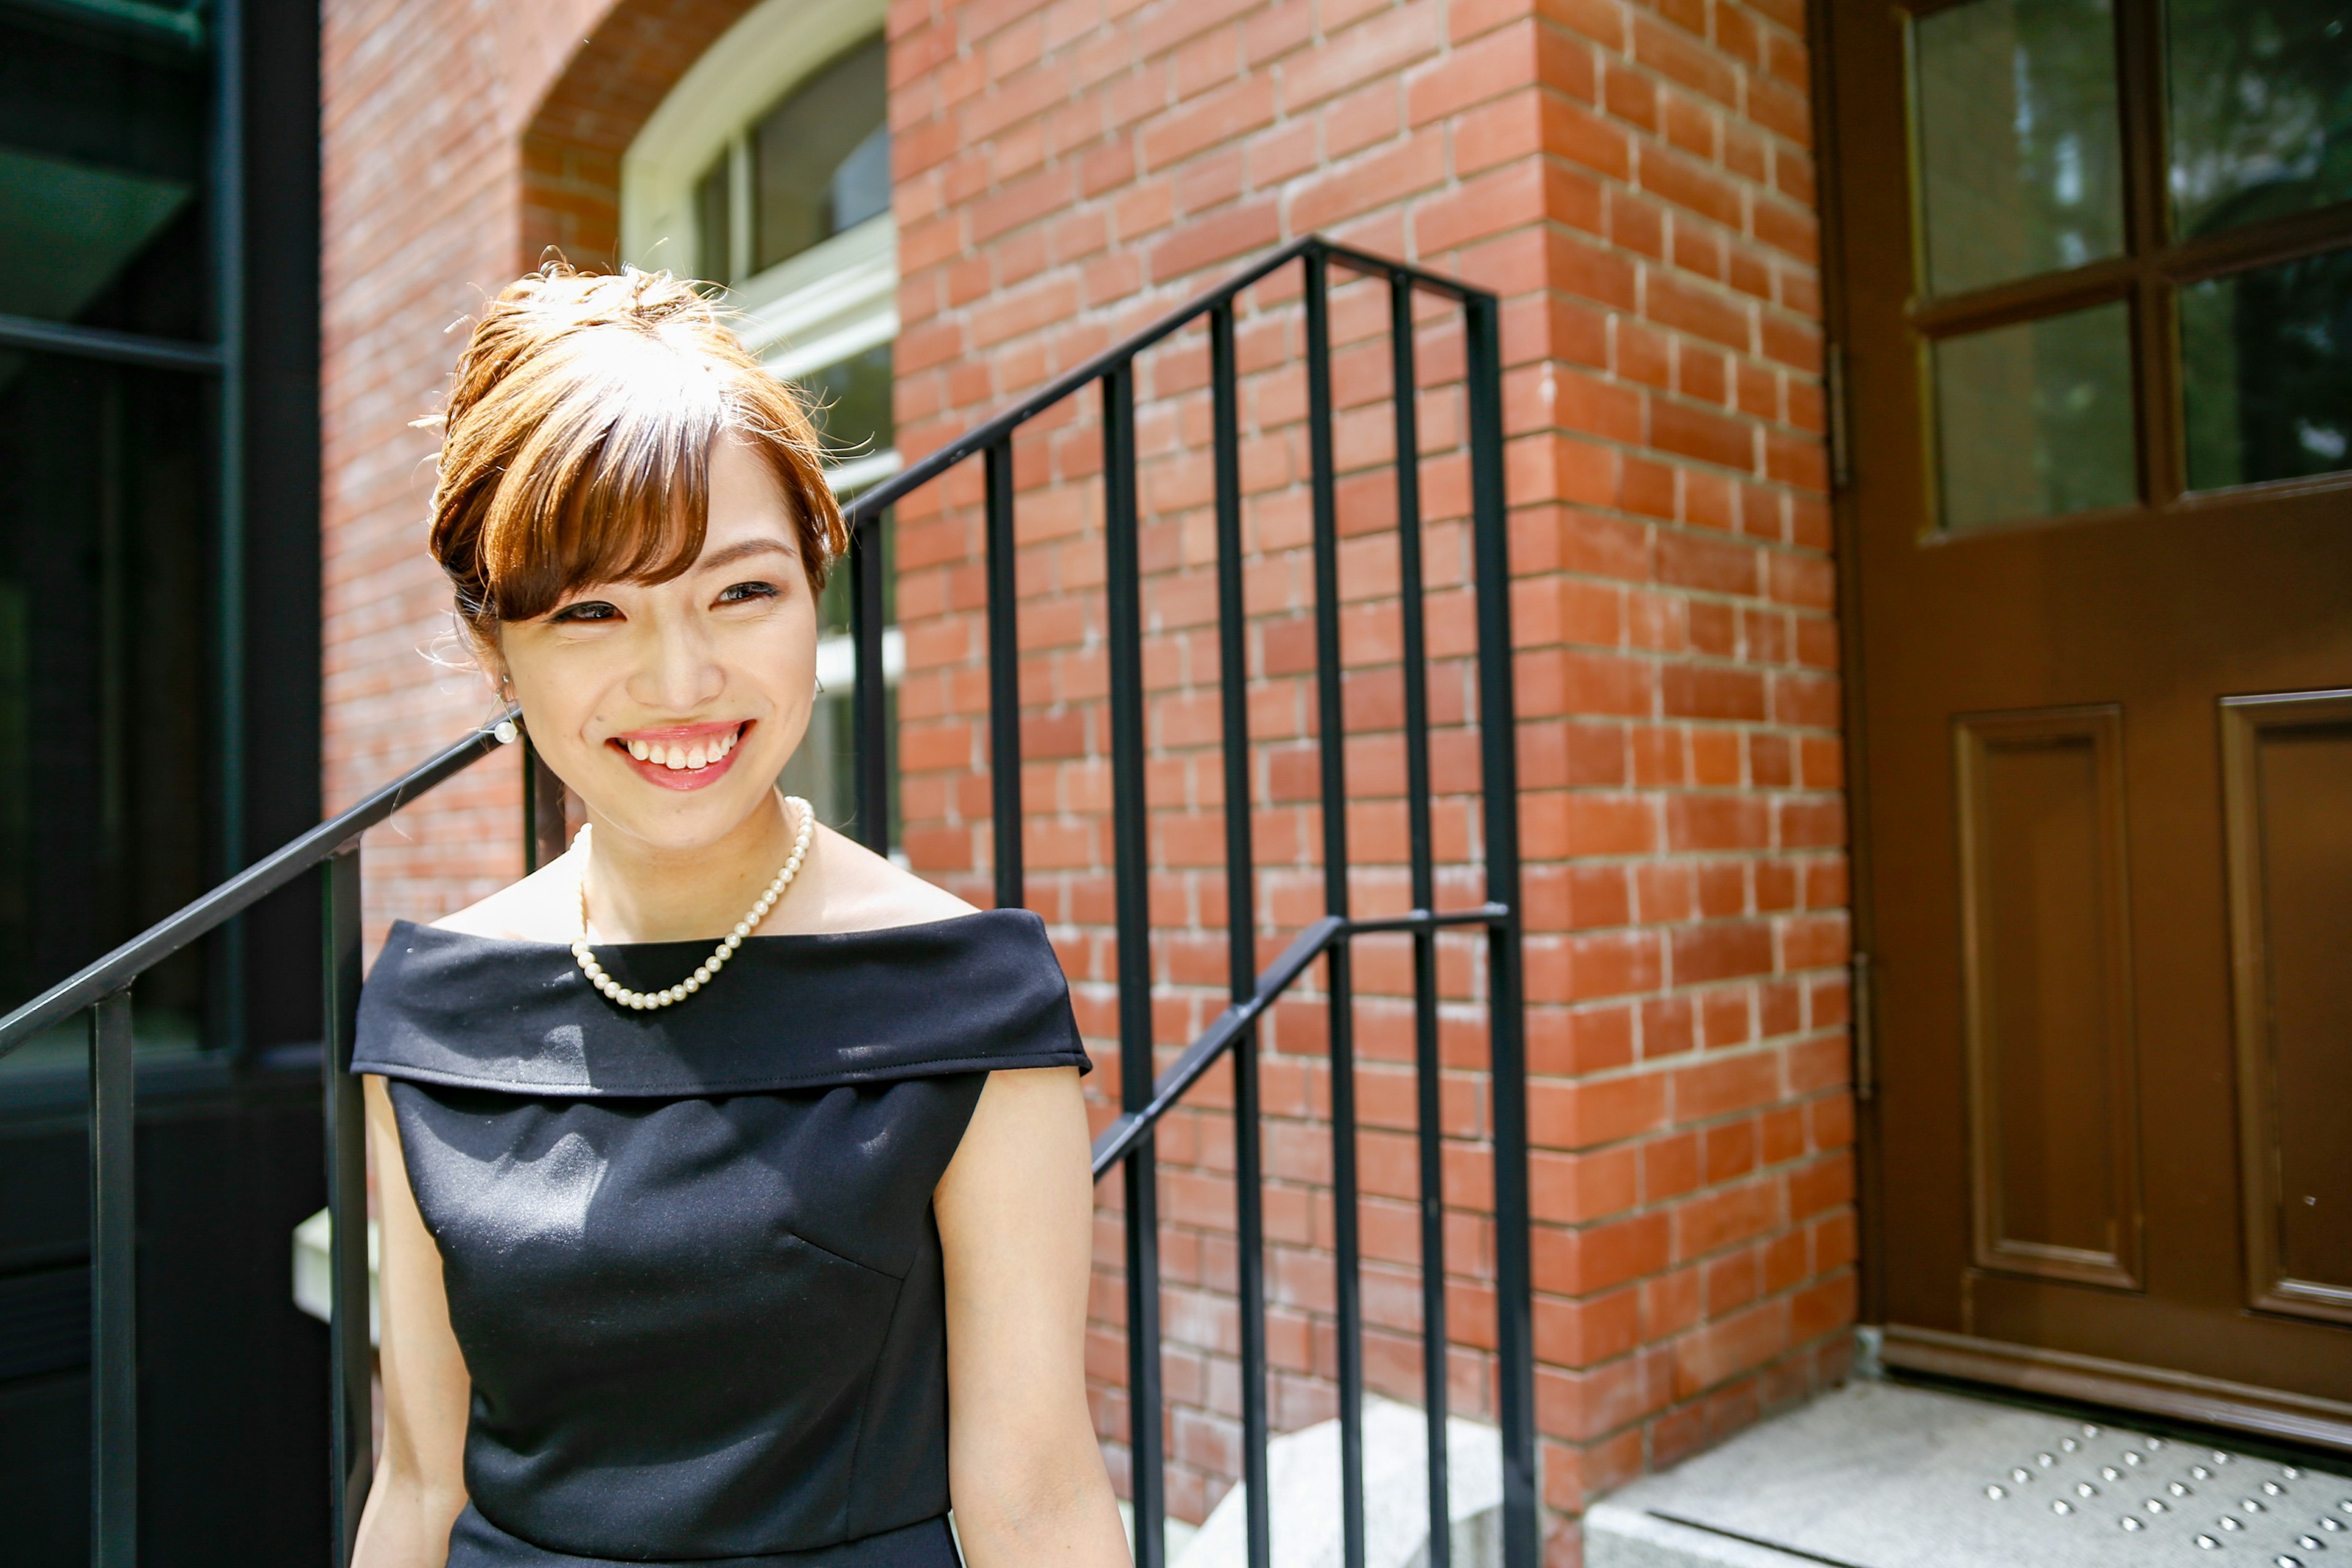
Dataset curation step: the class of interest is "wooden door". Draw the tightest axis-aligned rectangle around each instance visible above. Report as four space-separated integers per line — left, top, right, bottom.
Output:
1823 0 2352 1449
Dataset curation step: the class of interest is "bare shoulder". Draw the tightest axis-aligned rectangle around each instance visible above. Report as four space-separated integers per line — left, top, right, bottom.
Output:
431 859 579 943
779 823 979 935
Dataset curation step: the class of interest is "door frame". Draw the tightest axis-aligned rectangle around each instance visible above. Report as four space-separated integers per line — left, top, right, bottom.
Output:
1806 0 2352 1453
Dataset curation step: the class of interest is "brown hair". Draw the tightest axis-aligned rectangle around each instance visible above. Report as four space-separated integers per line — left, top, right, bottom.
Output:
426 260 844 638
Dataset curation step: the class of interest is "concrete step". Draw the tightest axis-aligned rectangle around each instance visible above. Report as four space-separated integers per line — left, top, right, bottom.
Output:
1586 1381 2350 1568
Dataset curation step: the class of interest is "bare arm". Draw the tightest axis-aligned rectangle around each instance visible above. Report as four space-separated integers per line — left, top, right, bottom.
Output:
351 1074 473 1568
935 1066 1131 1568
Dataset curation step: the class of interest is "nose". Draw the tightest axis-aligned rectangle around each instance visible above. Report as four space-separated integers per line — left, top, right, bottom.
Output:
627 604 724 714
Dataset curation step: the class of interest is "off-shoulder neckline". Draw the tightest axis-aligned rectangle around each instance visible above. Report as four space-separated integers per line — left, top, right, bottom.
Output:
394 905 1022 954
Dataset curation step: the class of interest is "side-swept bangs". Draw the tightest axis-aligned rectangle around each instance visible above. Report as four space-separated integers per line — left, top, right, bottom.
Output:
427 263 846 636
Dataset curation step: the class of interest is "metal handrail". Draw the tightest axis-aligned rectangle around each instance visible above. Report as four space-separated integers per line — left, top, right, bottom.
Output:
0 712 520 1057
20 235 1534 1568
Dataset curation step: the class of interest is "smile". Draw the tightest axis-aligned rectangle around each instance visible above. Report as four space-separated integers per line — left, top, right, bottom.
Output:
608 722 748 791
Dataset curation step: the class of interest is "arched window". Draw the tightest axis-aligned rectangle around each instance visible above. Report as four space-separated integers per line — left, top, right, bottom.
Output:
623 0 900 840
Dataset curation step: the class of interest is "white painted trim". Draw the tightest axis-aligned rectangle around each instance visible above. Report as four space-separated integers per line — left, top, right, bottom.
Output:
824 446 902 497
815 627 902 692
619 0 892 277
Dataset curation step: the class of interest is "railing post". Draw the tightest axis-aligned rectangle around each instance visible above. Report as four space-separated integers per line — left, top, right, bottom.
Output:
1102 361 1164 1568
1304 244 1368 1568
323 843 372 1564
1465 290 1537 1568
1391 273 1452 1568
850 514 891 854
89 986 137 1568
522 736 568 872
1210 300 1272 1568
984 438 1023 911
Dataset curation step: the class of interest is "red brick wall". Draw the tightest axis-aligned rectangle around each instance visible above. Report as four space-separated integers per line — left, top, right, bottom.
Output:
883 0 1850 1558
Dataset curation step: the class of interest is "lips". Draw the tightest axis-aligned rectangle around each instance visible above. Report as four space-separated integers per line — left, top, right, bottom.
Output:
608 721 748 792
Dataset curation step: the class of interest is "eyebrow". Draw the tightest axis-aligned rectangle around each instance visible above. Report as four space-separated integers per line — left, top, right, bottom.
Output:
697 537 800 573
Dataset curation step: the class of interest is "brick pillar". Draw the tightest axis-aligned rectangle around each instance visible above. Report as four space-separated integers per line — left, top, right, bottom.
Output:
888 0 1849 1559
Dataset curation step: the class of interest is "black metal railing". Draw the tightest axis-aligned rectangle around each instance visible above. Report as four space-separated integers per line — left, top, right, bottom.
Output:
0 235 1534 1568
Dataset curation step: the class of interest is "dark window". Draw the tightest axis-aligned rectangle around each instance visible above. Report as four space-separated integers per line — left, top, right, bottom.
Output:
750 36 889 274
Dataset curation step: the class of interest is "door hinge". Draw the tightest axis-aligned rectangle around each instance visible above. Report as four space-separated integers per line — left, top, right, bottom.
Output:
1825 341 1852 493
1852 949 1875 1103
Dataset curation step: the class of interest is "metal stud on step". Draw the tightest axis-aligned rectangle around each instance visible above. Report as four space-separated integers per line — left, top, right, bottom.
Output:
2062 1438 2079 1452
2222 1517 2244 1531
2196 1466 2215 1480
1985 1485 2005 1499
2011 1469 2032 1483
2126 1452 2145 1466
2196 1536 2219 1550
2078 1483 2098 1498
2120 1517 2143 1531
2104 1467 2123 1482
2298 1535 2324 1550
2039 1452 2059 1467
2270 1482 2291 1496
2174 1483 2194 1496
2052 1499 2073 1515
2082 1425 2101 1437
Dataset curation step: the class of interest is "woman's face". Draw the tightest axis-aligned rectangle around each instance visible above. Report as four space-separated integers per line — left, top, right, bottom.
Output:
496 436 820 853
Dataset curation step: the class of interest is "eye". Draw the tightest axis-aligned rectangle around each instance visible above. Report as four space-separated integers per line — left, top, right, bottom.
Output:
716 580 780 605
549 599 620 624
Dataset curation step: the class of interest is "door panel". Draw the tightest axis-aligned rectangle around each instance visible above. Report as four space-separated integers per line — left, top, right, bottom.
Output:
1825 0 2352 1444
1956 706 2140 1289
2222 692 2352 1327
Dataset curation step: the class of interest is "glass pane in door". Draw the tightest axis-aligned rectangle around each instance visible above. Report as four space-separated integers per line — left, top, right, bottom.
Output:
1932 301 2138 529
2181 247 2352 489
2167 0 2352 239
1914 0 2125 296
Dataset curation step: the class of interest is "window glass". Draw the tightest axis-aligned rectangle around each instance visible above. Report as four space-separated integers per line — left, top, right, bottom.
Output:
1933 301 2138 529
2181 248 2352 489
2168 0 2352 239
750 36 889 274
799 340 894 467
0 14 211 338
695 157 733 286
0 351 211 1041
1913 0 2125 297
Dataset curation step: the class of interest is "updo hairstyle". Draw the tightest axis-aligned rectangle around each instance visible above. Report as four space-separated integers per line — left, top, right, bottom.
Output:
425 260 846 644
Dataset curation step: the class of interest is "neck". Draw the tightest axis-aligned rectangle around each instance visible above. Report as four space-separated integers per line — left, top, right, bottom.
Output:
578 790 797 943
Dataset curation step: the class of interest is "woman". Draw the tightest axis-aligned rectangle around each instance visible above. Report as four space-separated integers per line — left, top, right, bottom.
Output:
350 264 1132 1568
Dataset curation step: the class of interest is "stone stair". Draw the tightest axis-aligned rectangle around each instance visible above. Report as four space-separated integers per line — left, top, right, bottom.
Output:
1586 1381 2348 1568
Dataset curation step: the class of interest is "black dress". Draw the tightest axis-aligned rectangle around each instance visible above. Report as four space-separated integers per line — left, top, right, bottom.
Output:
351 908 1093 1568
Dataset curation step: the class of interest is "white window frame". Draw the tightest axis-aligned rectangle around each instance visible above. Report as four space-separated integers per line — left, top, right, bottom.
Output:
620 0 899 499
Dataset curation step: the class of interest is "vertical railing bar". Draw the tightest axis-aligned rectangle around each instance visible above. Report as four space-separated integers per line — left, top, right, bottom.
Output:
985 439 1025 911
850 514 891 854
522 736 568 872
323 843 372 1566
1104 361 1164 1568
1392 273 1450 1568
89 987 136 1568
1305 245 1366 1568
1211 300 1272 1568
1464 292 1537 1568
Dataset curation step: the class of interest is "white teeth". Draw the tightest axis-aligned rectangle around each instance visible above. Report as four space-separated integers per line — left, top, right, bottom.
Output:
625 729 740 770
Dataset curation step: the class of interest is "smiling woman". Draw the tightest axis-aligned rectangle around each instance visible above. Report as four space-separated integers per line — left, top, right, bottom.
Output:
347 263 1132 1568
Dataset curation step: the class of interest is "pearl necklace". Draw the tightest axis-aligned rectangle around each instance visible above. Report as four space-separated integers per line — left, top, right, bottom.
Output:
570 796 815 1010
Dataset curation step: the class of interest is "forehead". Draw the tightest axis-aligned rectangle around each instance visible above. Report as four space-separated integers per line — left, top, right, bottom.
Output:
694 439 802 564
